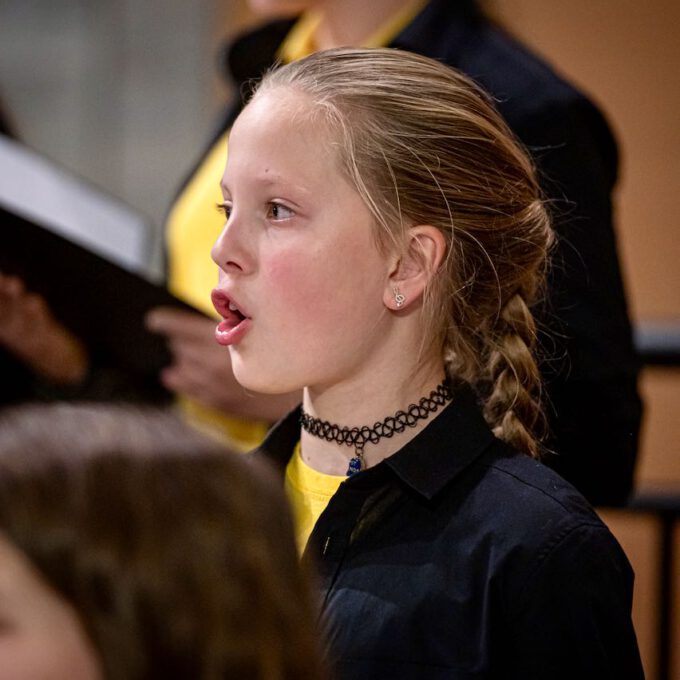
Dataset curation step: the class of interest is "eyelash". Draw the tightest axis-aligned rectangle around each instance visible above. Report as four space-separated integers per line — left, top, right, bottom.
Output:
216 202 231 219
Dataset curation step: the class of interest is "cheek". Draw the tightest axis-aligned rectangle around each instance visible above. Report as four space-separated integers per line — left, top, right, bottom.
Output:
264 249 335 322
262 241 385 336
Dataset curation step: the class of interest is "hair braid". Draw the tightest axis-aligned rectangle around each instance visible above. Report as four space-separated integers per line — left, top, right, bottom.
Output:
483 291 545 458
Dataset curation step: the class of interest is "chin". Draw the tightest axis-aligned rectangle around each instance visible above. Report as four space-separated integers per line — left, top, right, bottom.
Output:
247 0 310 18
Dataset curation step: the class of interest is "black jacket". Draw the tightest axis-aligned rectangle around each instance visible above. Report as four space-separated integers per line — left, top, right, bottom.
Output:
254 386 643 679
215 0 642 506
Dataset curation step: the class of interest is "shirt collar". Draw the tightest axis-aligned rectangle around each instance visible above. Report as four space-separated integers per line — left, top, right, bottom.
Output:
278 0 428 64
382 383 495 498
224 0 482 90
254 382 496 501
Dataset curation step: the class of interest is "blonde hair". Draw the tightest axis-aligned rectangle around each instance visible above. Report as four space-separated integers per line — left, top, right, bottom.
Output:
254 47 553 457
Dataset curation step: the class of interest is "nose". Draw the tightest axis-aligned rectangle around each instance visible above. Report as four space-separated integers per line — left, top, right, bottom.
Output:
211 213 251 274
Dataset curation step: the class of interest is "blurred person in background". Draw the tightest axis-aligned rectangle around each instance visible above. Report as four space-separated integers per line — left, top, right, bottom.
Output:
0 404 325 680
148 0 641 506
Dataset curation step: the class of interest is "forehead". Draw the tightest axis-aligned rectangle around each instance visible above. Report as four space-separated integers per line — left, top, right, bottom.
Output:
225 87 341 183
234 86 321 138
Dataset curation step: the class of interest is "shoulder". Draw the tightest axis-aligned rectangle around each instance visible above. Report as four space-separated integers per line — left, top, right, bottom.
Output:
459 450 639 675
400 5 583 112
403 6 612 133
462 27 578 111
396 4 617 170
484 448 595 517
461 444 625 567
431 14 589 121
459 25 616 166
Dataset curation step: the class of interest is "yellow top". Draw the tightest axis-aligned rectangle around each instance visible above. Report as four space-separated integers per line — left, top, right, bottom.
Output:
278 0 428 62
285 442 345 553
164 1 426 451
166 131 229 315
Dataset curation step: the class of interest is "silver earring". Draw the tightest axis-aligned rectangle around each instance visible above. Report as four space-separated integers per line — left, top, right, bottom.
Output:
394 289 405 308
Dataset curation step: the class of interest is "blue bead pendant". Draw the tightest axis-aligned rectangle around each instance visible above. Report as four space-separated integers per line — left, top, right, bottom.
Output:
346 456 362 476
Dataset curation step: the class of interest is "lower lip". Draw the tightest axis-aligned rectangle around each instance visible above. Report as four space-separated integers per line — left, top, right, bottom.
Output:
215 318 252 346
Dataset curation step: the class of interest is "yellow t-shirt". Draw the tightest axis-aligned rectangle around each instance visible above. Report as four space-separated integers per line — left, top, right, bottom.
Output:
166 131 229 315
285 442 345 553
164 1 426 450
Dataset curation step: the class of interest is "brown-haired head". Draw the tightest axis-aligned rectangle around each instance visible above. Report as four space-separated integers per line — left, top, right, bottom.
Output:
0 403 324 680
252 47 554 457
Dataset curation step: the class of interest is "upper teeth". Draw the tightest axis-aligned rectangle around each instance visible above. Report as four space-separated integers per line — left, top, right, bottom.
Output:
228 302 239 312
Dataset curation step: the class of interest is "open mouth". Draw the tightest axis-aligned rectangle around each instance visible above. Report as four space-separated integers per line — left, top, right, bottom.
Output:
211 290 252 346
225 300 246 325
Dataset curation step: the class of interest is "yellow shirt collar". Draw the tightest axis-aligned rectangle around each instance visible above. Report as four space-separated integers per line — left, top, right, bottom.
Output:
278 0 428 63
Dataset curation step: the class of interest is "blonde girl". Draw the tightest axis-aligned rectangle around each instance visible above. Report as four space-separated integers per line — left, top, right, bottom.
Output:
211 48 642 679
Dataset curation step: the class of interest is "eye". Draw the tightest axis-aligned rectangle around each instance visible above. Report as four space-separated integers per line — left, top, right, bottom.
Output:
216 201 232 220
267 202 295 221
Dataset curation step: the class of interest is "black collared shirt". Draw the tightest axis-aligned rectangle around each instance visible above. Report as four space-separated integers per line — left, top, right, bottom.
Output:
254 386 643 679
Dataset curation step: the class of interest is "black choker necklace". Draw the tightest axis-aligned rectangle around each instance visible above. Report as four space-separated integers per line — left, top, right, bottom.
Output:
300 380 452 476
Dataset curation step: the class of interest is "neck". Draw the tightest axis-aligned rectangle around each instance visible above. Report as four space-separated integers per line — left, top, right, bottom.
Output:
313 0 419 49
300 356 447 475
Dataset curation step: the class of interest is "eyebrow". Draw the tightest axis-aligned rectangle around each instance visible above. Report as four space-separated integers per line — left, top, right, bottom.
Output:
221 171 281 193
221 173 312 199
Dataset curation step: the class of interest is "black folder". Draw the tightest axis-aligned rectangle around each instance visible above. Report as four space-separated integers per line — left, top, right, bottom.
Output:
0 134 203 395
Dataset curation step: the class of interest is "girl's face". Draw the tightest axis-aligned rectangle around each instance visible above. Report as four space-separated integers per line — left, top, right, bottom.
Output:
0 533 102 680
211 88 396 395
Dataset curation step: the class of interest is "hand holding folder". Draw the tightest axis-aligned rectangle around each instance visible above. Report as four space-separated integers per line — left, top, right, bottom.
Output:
0 134 204 402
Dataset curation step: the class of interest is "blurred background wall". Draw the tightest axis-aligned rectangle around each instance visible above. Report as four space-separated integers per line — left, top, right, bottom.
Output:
0 0 228 269
1 0 678 677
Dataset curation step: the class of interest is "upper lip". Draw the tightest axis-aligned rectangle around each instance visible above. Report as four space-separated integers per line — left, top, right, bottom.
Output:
211 289 250 319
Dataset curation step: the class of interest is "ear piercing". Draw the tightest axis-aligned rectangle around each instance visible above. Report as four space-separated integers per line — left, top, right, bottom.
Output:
394 288 406 308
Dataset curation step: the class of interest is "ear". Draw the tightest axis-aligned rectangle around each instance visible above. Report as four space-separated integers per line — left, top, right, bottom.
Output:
383 225 447 311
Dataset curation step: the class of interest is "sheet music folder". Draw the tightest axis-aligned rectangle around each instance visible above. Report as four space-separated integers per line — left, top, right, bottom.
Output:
0 134 203 385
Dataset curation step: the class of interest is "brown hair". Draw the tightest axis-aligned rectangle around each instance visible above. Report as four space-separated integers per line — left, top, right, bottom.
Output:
254 47 554 457
0 403 324 680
